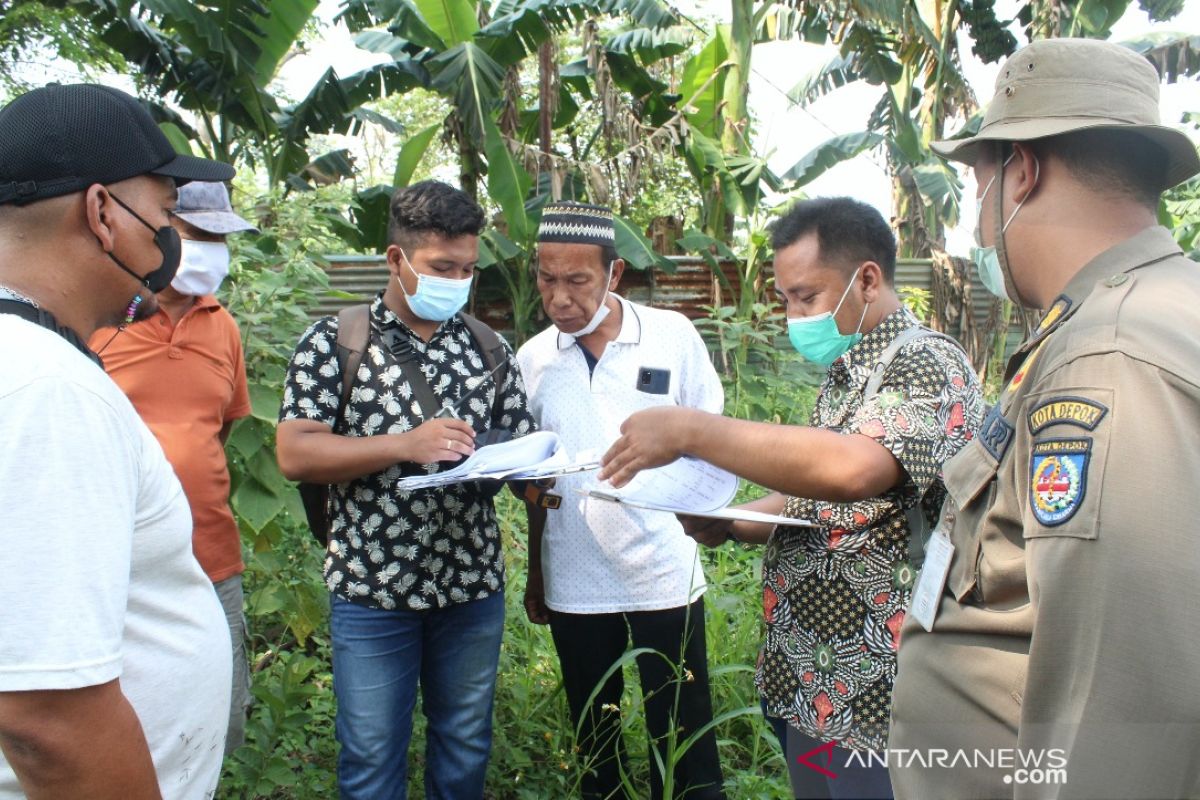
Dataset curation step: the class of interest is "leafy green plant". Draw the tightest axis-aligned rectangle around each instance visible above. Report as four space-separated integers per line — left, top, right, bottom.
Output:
695 298 822 426
222 649 337 798
222 186 351 583
899 285 932 323
1162 152 1200 260
216 187 351 797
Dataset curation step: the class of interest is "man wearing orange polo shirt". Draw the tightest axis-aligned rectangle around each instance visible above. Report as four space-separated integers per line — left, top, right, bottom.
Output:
89 181 257 754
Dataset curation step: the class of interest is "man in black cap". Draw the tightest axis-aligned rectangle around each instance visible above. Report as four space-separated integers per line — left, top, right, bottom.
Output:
517 202 728 799
0 83 236 799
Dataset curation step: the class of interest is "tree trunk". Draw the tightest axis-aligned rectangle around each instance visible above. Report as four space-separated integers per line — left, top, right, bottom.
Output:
538 40 554 164
446 111 482 202
893 170 934 259
722 0 753 155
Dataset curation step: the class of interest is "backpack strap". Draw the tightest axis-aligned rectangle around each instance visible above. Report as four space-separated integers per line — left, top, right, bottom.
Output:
862 326 959 399
859 324 960 570
352 309 508 422
332 305 372 431
381 327 443 421
459 311 509 426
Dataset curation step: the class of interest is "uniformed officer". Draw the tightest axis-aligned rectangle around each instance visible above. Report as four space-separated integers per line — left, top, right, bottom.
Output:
888 38 1200 799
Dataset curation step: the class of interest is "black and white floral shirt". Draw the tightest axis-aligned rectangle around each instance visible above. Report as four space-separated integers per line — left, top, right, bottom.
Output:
279 295 536 611
757 309 985 750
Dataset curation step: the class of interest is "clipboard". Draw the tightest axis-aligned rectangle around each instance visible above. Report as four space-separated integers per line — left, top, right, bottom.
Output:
580 489 817 528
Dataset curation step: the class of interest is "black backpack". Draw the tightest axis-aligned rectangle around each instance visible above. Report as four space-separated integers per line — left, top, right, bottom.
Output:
297 305 509 547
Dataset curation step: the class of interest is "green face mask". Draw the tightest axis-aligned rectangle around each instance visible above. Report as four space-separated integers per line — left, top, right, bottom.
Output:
786 267 868 368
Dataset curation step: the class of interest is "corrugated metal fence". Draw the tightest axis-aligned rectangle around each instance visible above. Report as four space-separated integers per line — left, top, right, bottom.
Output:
313 255 737 323
314 254 1021 356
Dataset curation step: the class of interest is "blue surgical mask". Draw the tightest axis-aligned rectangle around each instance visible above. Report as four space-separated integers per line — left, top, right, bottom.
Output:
971 152 1038 302
398 250 473 322
787 267 868 368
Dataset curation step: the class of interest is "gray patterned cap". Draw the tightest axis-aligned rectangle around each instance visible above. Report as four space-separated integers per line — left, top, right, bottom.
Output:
537 201 615 246
174 181 258 235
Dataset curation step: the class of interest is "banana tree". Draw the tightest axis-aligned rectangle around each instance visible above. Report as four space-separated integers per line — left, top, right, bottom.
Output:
51 0 424 188
1019 0 1181 39
340 0 679 341
777 0 988 258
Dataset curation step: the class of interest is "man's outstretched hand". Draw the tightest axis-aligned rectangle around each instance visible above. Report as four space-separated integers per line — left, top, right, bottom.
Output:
599 406 700 487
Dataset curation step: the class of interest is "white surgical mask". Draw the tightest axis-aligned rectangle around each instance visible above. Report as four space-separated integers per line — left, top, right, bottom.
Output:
562 260 615 338
170 239 230 296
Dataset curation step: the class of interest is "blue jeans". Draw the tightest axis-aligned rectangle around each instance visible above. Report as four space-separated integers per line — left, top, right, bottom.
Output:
331 592 505 800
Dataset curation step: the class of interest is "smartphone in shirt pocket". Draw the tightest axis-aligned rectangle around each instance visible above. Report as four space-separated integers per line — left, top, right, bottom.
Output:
636 367 670 395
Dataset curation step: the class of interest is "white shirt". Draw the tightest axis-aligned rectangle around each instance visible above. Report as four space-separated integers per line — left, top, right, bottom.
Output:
517 296 724 612
0 317 231 800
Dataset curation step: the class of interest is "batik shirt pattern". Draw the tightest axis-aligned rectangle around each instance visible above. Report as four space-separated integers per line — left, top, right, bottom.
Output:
280 295 536 611
756 309 984 750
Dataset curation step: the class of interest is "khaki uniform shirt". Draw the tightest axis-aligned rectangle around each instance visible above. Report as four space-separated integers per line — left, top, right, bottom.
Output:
889 227 1200 799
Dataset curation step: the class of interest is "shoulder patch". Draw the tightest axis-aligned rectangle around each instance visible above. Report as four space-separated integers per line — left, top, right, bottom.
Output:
1027 396 1108 435
1035 295 1073 334
1029 437 1091 527
979 404 1014 462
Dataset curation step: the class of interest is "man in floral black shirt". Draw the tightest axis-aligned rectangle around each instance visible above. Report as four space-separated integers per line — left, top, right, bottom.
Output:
601 198 984 799
276 181 536 800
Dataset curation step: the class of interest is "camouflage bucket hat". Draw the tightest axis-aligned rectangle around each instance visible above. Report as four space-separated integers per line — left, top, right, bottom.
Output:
933 38 1200 191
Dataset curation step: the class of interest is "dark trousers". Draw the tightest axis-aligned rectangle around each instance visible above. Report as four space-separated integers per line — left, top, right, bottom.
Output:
763 703 894 800
548 598 727 800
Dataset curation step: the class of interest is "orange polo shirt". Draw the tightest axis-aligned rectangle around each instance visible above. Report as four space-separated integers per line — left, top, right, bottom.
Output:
90 296 251 582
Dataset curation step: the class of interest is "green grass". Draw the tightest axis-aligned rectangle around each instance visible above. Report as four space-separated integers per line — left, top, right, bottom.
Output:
485 491 791 799
220 363 817 799
219 491 792 799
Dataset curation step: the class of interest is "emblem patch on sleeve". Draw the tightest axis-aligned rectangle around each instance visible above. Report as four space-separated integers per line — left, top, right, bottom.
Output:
1027 396 1108 435
1029 438 1091 526
979 404 1014 462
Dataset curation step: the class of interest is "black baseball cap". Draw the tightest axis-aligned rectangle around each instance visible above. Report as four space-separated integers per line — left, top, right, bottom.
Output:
0 83 235 206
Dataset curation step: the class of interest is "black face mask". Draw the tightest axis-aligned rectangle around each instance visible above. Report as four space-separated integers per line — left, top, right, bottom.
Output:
104 192 182 293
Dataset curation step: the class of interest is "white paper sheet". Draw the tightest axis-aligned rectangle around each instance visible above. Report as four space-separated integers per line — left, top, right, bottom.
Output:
397 431 599 490
581 457 816 528
608 456 738 511
581 493 816 527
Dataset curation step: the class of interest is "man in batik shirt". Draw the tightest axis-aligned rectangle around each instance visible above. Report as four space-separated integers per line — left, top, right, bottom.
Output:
600 197 984 799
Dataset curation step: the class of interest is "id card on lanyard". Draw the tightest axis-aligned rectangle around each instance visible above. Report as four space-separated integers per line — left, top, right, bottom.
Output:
909 511 956 632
